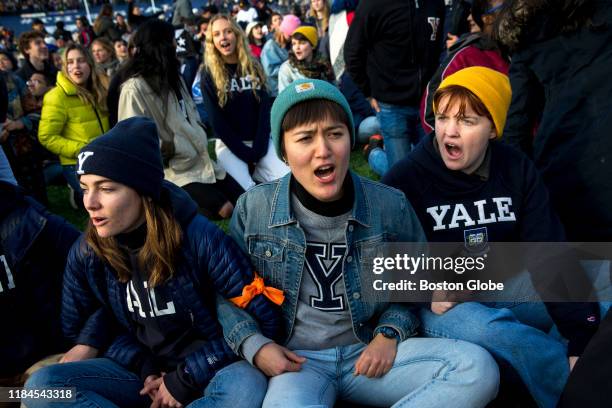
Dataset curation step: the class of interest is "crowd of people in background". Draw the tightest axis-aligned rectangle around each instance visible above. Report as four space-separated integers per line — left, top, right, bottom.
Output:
1 0 612 407
0 0 81 14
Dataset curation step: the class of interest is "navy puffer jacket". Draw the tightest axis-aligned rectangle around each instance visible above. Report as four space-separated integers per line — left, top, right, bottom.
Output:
0 182 79 377
61 181 280 387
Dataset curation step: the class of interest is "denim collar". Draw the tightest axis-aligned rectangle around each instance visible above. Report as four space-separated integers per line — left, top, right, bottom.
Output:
269 171 371 228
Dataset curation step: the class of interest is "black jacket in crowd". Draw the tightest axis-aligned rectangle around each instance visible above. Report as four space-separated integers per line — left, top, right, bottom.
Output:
0 182 80 377
500 0 612 241
16 59 58 86
344 0 446 106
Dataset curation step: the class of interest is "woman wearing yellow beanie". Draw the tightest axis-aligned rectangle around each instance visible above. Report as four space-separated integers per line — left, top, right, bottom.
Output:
277 25 334 93
383 66 600 407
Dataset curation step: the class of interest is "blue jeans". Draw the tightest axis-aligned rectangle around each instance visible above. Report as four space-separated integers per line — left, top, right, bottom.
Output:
419 302 567 408
372 102 425 175
356 115 381 145
368 147 389 177
262 339 499 408
25 358 267 408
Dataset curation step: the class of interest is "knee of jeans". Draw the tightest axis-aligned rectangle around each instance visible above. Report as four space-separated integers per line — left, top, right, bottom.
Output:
230 363 268 404
242 370 267 401
357 116 380 144
25 364 64 390
454 341 500 398
423 304 516 341
480 305 521 326
461 307 522 348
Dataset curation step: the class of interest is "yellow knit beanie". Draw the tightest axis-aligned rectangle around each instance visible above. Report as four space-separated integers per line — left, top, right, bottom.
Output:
436 66 511 138
292 25 318 49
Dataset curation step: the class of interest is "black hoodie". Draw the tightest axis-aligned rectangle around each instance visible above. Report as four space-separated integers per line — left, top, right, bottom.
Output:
344 0 446 106
382 135 600 355
382 134 561 243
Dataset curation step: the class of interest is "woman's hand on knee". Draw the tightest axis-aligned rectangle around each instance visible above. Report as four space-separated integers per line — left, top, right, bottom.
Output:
253 342 306 377
354 335 397 378
60 344 99 363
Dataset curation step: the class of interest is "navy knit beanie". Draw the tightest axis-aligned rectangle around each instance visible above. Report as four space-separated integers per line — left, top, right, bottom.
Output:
76 117 165 201
270 79 355 160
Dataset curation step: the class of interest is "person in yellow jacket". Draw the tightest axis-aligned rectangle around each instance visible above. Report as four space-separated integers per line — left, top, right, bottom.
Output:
38 44 109 207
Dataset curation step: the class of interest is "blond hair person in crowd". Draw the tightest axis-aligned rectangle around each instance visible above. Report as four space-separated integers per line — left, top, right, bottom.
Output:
202 14 289 191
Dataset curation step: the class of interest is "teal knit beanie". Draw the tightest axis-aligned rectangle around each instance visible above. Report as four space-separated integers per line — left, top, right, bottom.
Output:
270 79 355 159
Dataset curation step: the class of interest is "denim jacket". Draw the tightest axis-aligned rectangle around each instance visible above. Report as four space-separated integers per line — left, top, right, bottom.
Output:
261 38 289 97
221 172 426 354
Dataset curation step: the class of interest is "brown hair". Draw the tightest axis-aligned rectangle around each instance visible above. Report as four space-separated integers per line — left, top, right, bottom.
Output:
85 195 183 287
433 85 494 123
93 4 114 34
280 99 350 154
18 31 45 56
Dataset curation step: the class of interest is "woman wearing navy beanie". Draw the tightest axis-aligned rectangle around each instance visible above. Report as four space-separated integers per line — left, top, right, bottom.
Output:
25 117 282 408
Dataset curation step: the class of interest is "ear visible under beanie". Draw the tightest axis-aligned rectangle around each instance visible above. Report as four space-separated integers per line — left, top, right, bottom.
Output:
76 116 165 201
436 66 511 138
270 79 355 160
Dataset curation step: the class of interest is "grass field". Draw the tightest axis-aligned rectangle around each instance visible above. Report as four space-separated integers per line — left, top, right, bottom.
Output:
48 149 379 232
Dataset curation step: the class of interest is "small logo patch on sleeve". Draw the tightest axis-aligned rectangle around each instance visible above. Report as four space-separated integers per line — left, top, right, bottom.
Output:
295 82 315 93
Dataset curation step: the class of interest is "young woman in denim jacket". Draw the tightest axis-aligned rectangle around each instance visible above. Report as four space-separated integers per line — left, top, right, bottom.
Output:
224 79 500 407
25 117 282 408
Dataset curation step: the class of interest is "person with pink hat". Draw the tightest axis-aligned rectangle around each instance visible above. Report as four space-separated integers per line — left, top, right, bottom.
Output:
261 14 301 97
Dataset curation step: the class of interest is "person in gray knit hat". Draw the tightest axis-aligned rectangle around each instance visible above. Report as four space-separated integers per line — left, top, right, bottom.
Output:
24 116 282 408
221 78 500 407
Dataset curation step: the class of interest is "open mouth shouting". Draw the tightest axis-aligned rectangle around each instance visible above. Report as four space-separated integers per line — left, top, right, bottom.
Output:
443 142 462 160
314 163 336 183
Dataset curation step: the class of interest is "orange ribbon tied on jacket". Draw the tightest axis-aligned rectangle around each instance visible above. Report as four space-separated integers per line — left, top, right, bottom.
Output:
230 272 285 308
